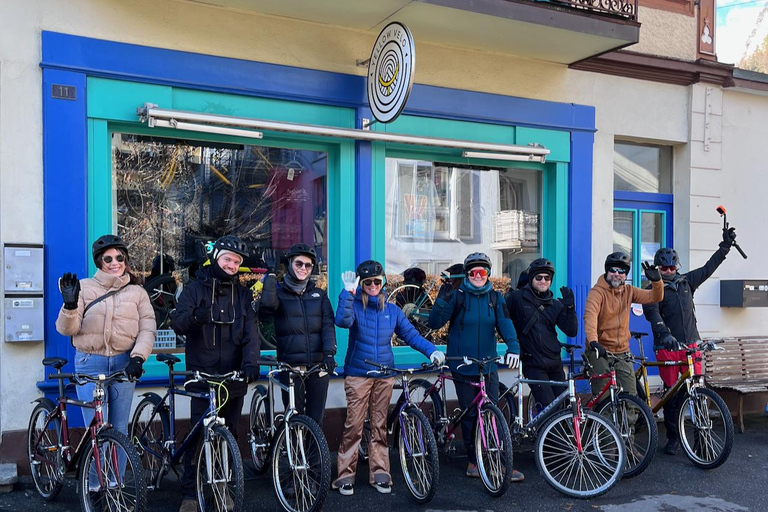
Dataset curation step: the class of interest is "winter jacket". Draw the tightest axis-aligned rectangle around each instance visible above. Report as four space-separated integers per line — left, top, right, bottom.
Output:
173 267 260 397
429 280 519 376
643 244 729 349
584 276 663 353
258 275 336 365
335 289 437 378
56 270 156 361
505 285 578 368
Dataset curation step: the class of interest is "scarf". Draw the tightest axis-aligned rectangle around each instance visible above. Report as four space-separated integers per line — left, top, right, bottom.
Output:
283 257 310 295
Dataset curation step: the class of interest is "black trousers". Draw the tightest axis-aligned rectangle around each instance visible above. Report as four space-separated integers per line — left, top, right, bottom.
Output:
523 364 567 412
663 387 687 441
279 371 330 427
181 393 244 499
452 371 499 465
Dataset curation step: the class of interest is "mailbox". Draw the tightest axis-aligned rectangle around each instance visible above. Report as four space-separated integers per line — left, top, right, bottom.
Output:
4 296 44 342
4 244 44 293
720 280 768 308
3 243 45 342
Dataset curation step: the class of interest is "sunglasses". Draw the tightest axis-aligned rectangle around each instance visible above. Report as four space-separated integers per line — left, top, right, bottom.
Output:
533 274 552 282
102 255 125 263
362 278 383 287
293 260 314 269
660 265 676 272
468 268 489 279
607 267 628 275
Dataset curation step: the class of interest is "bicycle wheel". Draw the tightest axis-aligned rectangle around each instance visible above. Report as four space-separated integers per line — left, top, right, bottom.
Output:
535 409 625 498
27 399 64 500
129 394 170 488
387 284 435 345
474 403 513 497
79 428 147 512
272 415 331 512
195 424 244 512
678 387 734 470
596 392 657 478
398 406 439 503
407 379 444 432
249 385 272 473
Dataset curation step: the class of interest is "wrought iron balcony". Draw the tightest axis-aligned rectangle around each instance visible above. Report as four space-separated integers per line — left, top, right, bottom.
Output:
548 0 638 21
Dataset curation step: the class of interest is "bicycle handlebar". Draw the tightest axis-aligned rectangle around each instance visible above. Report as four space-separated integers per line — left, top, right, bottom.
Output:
257 359 330 377
179 370 244 386
50 370 134 386
363 359 437 376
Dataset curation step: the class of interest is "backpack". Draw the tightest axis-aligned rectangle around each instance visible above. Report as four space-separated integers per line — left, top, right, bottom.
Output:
450 288 501 329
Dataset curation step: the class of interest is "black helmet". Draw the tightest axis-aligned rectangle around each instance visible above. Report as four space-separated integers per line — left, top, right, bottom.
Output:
605 251 631 272
286 243 317 264
654 247 678 267
92 235 128 263
210 235 249 261
528 258 555 278
444 263 465 278
403 267 427 285
356 260 384 279
464 252 492 271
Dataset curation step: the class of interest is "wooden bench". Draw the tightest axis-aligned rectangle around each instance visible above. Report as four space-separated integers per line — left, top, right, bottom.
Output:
704 337 768 433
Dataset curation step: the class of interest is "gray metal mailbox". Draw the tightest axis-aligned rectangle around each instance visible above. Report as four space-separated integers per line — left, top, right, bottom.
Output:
4 244 44 293
4 296 44 342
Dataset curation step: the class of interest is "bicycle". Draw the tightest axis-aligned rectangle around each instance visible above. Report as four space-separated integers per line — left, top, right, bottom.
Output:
27 357 147 512
407 355 514 497
248 358 331 512
360 360 440 503
631 331 734 469
129 354 245 512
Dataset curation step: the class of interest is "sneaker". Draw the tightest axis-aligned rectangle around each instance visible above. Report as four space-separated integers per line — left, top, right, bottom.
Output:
338 483 354 496
466 463 480 478
509 469 525 483
373 482 392 494
179 499 198 512
664 439 680 455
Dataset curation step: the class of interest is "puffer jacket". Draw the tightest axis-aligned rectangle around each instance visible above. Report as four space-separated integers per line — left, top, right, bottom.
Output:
428 280 519 376
584 276 663 353
56 270 156 360
335 289 436 378
258 275 336 365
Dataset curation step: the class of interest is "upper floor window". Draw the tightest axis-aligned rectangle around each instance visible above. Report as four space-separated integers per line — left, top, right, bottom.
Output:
613 141 672 194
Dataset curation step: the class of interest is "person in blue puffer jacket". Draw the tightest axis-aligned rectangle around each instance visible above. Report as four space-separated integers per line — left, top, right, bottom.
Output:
428 252 524 482
331 260 445 497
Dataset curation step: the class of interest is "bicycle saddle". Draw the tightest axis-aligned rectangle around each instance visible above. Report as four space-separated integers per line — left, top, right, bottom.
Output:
157 353 181 365
630 331 648 338
42 357 68 369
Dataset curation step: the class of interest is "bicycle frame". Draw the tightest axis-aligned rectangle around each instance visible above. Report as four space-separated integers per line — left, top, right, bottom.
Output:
634 338 701 414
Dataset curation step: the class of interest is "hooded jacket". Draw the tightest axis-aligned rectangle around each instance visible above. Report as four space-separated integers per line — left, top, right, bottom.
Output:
505 284 578 368
584 276 663 353
56 270 156 360
335 289 436 378
429 280 519 376
643 244 729 349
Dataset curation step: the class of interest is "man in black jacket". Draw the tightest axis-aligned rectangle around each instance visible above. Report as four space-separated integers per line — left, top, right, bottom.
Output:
173 235 260 512
259 243 336 426
643 226 737 455
505 258 578 412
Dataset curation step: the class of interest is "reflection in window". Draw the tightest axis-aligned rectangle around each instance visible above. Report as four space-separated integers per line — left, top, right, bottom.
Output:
613 210 635 285
112 134 328 352
613 141 672 194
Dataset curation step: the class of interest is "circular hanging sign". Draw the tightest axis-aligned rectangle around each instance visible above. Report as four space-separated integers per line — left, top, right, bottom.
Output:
367 22 415 124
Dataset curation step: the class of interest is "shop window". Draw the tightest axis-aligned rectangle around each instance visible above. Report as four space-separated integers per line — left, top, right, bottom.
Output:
112 133 328 353
614 142 672 194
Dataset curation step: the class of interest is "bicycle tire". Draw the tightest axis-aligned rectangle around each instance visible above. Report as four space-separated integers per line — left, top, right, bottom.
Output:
595 392 658 478
248 385 272 473
195 424 244 512
79 428 147 512
474 402 513 497
387 284 435 345
678 387 734 470
129 393 170 488
272 415 331 512
407 379 444 436
535 409 625 498
398 406 440 503
27 399 64 500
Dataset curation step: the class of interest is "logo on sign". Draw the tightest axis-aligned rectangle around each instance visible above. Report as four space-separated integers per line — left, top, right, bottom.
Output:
367 22 415 124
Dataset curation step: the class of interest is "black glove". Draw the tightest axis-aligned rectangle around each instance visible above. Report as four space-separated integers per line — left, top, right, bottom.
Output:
437 282 454 302
722 226 737 244
125 356 145 379
559 287 575 308
194 306 211 325
58 272 81 310
242 365 260 384
262 248 278 274
660 332 681 351
589 341 607 359
323 353 337 374
642 261 661 282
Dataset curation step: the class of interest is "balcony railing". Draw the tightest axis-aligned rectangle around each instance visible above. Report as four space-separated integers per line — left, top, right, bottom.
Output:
546 0 638 21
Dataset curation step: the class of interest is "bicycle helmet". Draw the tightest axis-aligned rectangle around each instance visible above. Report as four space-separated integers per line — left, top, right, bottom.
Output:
286 243 317 264
403 267 427 285
356 260 384 279
604 251 631 272
654 247 679 267
92 234 128 263
210 235 250 261
464 252 492 271
528 258 555 278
